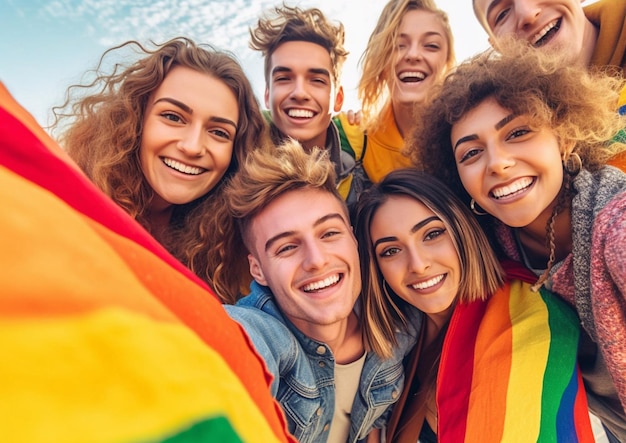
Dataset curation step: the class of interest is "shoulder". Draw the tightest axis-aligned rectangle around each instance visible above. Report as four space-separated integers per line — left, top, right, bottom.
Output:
584 0 626 23
334 112 366 160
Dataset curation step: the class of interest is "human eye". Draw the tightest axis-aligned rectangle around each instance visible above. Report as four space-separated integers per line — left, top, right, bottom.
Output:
160 111 184 123
458 147 482 164
424 227 447 242
506 126 531 141
492 7 510 27
275 243 297 256
209 127 233 141
425 41 442 51
322 230 340 238
379 246 401 258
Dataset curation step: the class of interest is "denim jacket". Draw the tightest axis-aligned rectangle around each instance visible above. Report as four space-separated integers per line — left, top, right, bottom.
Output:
225 281 420 443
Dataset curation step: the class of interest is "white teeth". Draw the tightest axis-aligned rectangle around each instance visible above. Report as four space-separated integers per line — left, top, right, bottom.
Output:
287 109 314 118
411 274 444 290
302 274 340 292
163 158 204 175
492 177 533 199
532 19 558 45
399 71 426 81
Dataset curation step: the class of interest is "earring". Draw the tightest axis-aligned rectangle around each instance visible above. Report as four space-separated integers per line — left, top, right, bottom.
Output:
470 199 487 216
563 152 582 176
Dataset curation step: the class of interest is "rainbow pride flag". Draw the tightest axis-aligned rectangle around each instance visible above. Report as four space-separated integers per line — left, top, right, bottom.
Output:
437 263 594 442
0 82 294 443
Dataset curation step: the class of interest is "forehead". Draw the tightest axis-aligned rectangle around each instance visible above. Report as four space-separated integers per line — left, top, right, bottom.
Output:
270 40 333 72
151 65 238 117
398 9 448 39
251 188 348 240
371 195 436 234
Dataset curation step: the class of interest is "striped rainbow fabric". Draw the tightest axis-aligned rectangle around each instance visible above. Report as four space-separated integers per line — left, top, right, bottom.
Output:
0 82 294 443
437 263 594 442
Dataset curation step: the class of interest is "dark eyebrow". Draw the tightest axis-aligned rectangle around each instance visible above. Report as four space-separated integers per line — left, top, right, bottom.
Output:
495 113 515 130
373 216 441 248
153 97 238 131
154 97 191 113
485 0 503 23
271 66 330 78
453 113 516 152
264 213 347 252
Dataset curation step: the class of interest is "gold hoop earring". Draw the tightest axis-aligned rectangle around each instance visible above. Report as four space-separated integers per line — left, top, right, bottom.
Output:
470 199 487 216
563 152 582 176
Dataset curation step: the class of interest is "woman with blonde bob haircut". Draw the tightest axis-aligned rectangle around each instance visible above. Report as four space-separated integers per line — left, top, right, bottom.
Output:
354 168 594 442
53 37 270 303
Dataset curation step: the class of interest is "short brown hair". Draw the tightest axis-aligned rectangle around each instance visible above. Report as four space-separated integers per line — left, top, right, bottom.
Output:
250 3 348 87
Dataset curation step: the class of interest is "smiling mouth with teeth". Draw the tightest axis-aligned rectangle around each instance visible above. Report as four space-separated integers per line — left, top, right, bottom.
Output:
302 274 342 293
491 177 534 199
398 71 426 83
287 109 315 119
532 18 561 47
411 274 444 290
162 157 205 175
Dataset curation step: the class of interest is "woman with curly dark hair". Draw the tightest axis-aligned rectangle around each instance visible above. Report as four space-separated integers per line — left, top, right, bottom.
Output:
53 37 270 304
408 40 626 441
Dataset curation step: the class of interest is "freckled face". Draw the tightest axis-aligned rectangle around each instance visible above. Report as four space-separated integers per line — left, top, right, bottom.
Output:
140 65 238 211
371 195 459 324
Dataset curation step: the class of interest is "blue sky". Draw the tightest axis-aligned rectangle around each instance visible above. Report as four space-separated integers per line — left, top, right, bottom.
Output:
1 0 489 128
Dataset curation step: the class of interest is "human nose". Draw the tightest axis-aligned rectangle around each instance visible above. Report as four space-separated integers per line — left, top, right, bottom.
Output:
405 42 423 62
289 77 310 101
486 142 515 175
515 2 541 32
177 125 205 157
302 239 328 271
407 245 429 275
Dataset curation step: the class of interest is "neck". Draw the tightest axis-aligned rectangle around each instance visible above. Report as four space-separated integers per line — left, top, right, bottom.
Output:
581 16 599 67
392 101 416 139
518 206 572 269
307 311 364 365
145 200 174 244
424 307 452 347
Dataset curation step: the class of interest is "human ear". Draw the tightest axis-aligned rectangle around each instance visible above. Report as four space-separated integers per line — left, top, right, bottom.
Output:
333 85 344 113
264 87 270 110
248 254 268 286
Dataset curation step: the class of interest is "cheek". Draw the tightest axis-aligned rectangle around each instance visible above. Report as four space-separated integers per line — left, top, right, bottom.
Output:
214 145 235 174
376 259 404 292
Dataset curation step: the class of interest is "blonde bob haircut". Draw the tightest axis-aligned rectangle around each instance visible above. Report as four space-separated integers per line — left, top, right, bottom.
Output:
354 168 504 358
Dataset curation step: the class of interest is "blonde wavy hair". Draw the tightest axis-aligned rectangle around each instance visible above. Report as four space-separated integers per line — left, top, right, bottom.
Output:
53 37 270 303
250 3 348 88
358 0 455 133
